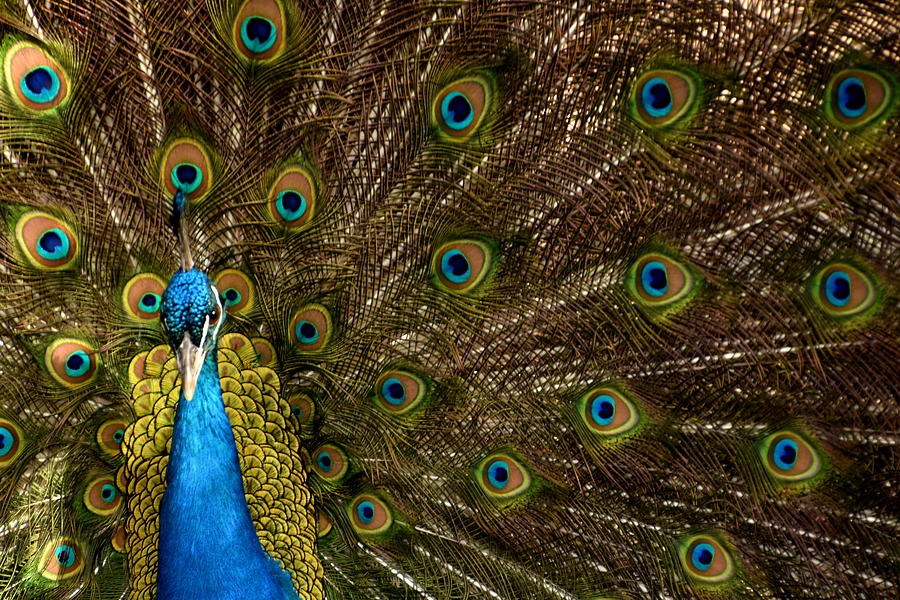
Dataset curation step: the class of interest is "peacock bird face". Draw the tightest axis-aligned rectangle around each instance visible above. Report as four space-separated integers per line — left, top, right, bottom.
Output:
160 268 225 400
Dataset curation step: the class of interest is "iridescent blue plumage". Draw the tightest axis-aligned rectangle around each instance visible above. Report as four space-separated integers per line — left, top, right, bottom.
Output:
157 269 298 600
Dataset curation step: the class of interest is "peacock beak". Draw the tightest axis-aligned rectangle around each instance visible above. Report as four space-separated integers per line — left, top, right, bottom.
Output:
175 331 207 401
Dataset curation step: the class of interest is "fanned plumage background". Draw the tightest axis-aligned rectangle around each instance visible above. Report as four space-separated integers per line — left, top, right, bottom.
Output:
0 0 898 598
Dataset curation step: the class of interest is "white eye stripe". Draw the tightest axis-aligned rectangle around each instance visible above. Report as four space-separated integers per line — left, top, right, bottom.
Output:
208 284 225 336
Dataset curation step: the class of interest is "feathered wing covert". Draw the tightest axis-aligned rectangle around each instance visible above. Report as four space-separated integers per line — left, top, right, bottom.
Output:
0 1 898 599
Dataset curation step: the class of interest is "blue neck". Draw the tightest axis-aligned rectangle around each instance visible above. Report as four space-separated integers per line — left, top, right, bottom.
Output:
157 351 298 600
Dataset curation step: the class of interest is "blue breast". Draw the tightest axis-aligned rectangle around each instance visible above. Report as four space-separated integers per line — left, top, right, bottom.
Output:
157 353 300 600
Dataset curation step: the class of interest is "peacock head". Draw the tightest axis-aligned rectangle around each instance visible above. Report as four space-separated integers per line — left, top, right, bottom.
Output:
160 268 224 401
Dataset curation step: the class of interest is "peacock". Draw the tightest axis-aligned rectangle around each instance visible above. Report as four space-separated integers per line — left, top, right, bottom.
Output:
0 0 897 598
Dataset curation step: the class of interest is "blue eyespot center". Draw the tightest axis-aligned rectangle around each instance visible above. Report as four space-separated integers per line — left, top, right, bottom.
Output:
171 163 202 194
642 77 673 118
140 293 161 311
222 288 241 306
441 92 474 130
357 500 375 524
487 460 509 489
316 452 333 472
100 484 116 502
65 351 90 377
590 394 616 426
441 250 471 283
381 378 406 405
291 406 304 418
21 67 60 103
0 427 13 456
241 16 277 54
641 261 669 297
824 271 851 307
37 228 69 260
691 542 715 571
295 320 319 344
113 429 124 444
837 77 866 118
276 190 307 221
773 438 798 471
55 545 75 567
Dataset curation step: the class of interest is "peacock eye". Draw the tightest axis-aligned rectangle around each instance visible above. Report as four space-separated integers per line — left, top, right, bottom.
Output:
84 477 122 515
209 305 222 326
317 511 333 538
631 69 700 128
288 393 315 426
215 270 255 314
4 42 70 111
628 252 697 309
432 239 494 294
15 212 79 270
160 139 212 201
680 535 735 583
97 419 129 456
349 494 393 535
475 453 531 499
0 419 25 466
233 0 285 59
45 339 99 388
580 387 641 436
252 337 276 366
375 371 427 414
40 539 84 580
122 273 166 321
312 444 349 482
268 167 316 229
810 263 877 318
433 75 492 139
826 69 895 129
290 305 332 351
759 431 823 483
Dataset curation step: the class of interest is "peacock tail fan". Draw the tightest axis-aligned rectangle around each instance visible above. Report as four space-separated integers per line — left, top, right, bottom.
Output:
0 1 898 599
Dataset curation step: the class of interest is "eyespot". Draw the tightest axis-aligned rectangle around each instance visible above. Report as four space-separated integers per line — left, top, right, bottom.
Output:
375 371 427 415
349 494 393 535
233 0 285 59
122 273 166 321
160 139 212 201
579 387 641 436
215 269 255 314
111 526 126 553
825 69 895 129
475 453 532 499
759 431 823 484
631 69 700 128
432 239 493 294
45 339 99 387
288 393 315 426
627 253 696 309
312 443 349 482
810 263 877 318
4 41 70 111
0 419 24 467
433 75 492 139
679 535 735 584
97 419 129 457
252 337 276 366
39 538 84 581
317 511 333 538
290 304 332 351
15 211 78 270
268 166 316 229
83 476 122 516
